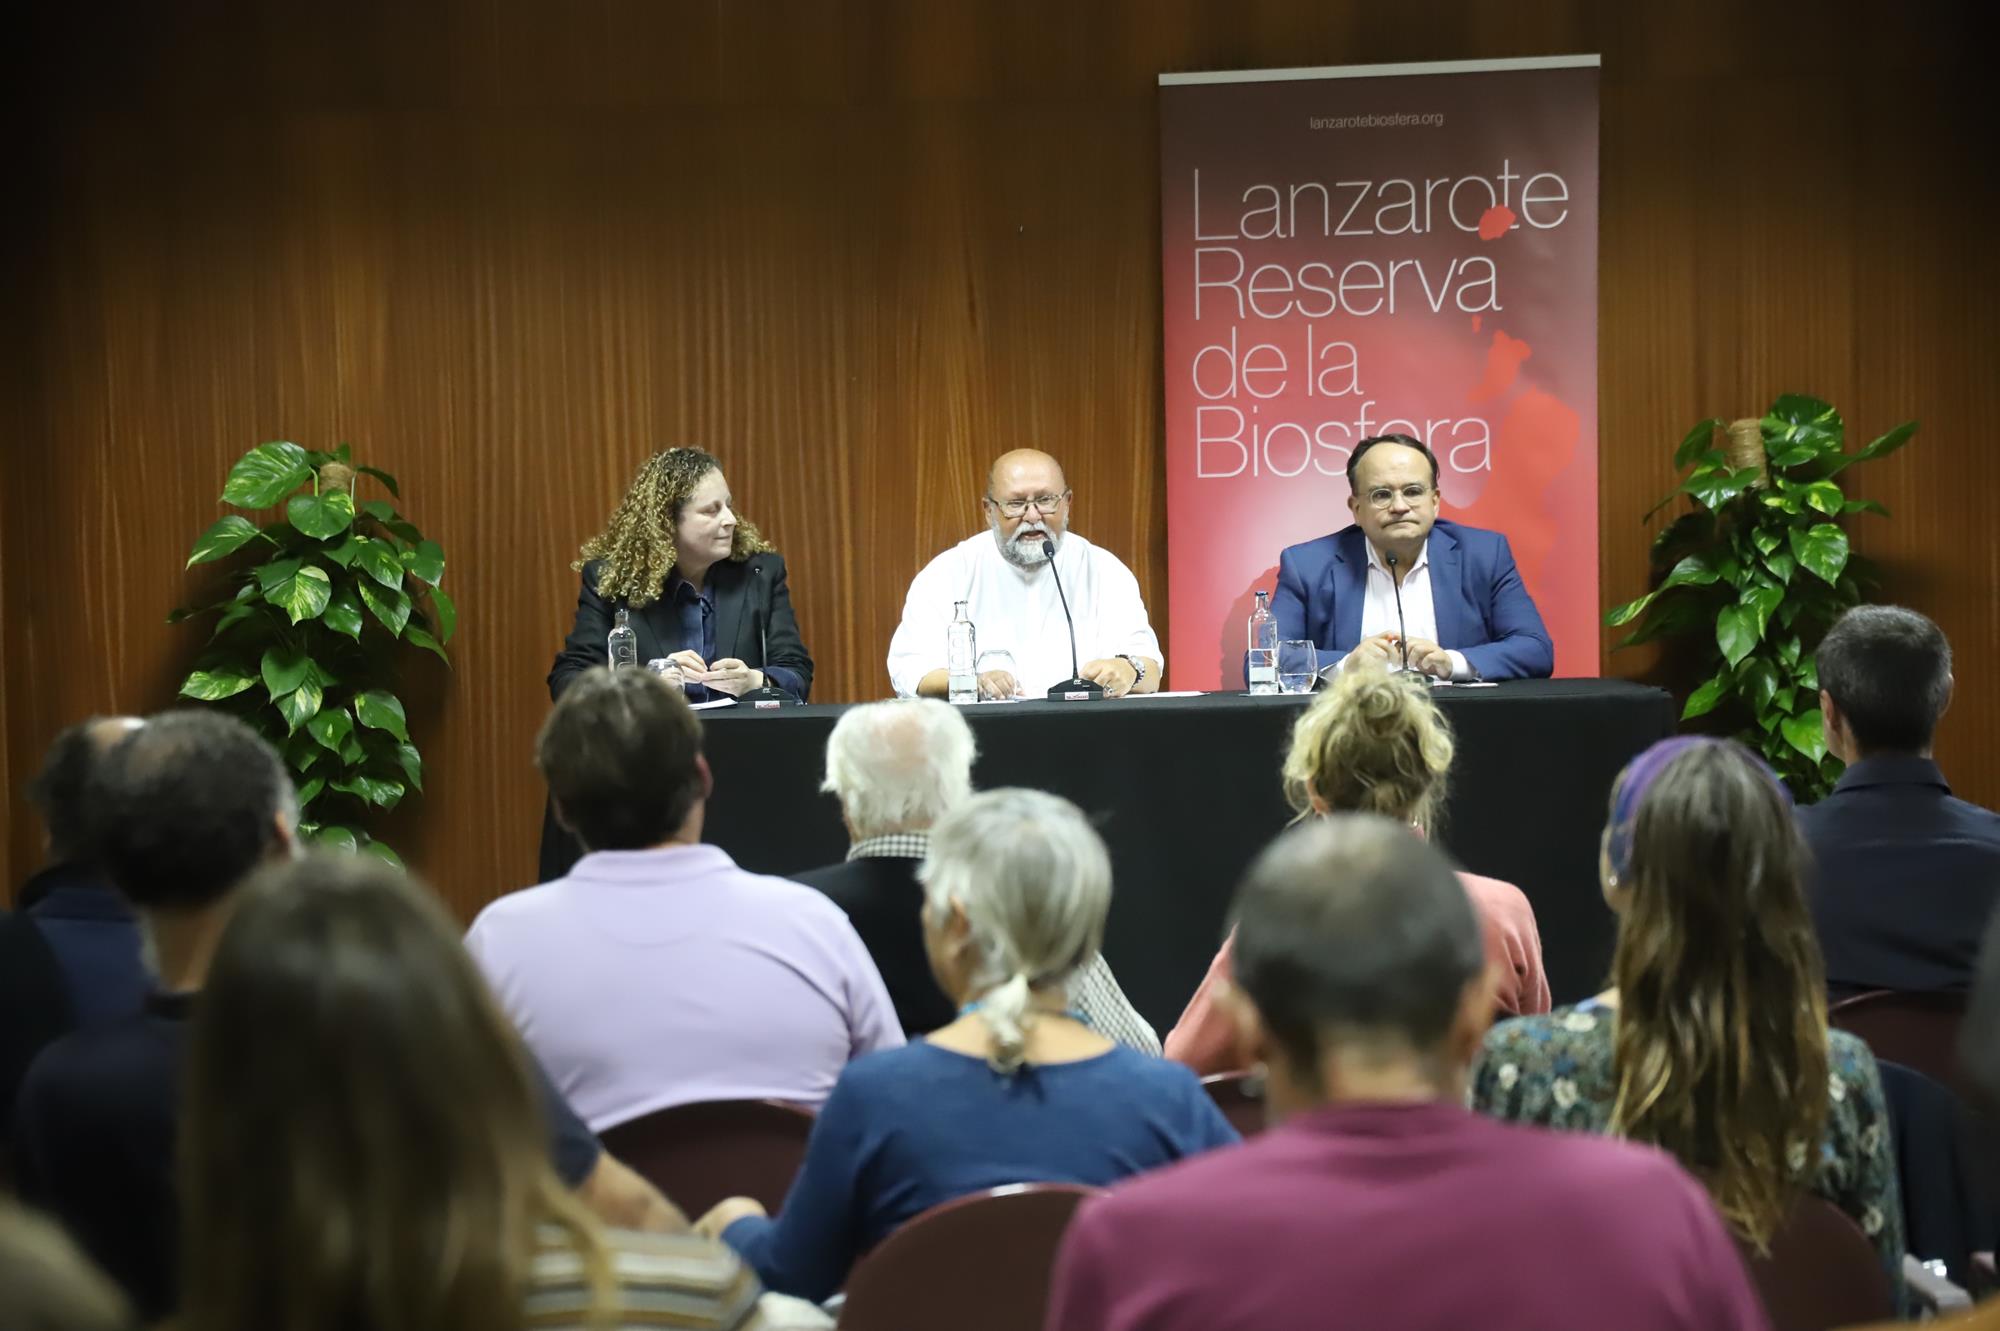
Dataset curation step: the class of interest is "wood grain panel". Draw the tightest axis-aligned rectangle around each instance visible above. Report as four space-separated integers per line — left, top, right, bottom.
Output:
6 0 1993 921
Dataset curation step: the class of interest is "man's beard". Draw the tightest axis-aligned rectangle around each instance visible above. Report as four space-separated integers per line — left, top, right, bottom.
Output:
993 518 1059 569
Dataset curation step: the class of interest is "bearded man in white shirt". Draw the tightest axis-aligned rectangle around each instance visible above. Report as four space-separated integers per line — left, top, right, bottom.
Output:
887 450 1163 700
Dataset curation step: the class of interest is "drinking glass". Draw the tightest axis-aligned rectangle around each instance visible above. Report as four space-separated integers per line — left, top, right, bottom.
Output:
975 649 1022 700
1277 641 1319 694
645 658 685 690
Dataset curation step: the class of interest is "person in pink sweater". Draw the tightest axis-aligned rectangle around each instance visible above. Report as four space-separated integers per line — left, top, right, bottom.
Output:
1164 667 1550 1074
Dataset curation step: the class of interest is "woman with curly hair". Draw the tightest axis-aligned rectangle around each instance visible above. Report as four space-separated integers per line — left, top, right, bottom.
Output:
549 448 812 702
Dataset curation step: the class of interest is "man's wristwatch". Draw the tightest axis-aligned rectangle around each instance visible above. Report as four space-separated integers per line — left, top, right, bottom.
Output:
1116 654 1147 687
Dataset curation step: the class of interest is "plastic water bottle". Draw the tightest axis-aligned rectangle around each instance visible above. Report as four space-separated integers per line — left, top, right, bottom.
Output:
947 601 978 704
607 607 638 672
1247 590 1278 694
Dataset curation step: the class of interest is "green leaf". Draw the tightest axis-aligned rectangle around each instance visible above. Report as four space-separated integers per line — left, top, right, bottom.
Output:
1741 583 1785 639
296 776 326 809
1843 420 1919 469
335 442 353 464
384 518 424 546
323 586 364 640
1842 498 1889 516
1606 592 1656 629
1789 523 1851 585
222 441 314 509
287 488 356 539
307 706 355 754
1752 528 1780 557
186 515 265 567
1682 673 1729 721
1717 604 1758 667
324 534 363 568
260 646 310 699
1762 548 1797 584
360 839 405 869
1660 553 1720 592
428 586 456 644
274 674 324 732
1781 709 1829 763
393 742 424 793
405 624 449 663
1617 593 1715 649
332 774 406 810
1739 657 1781 714
1801 657 1820 692
359 499 398 522
401 540 445 586
1778 633 1802 669
1674 419 1724 470
359 580 412 637
315 825 360 854
339 732 365 765
180 667 257 700
1761 395 1843 464
1686 467 1766 511
357 465 401 498
262 562 332 624
1799 480 1845 516
355 690 410 742
353 537 405 591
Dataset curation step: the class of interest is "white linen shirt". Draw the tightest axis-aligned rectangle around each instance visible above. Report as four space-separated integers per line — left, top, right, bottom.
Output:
887 531 1162 697
1347 538 1475 682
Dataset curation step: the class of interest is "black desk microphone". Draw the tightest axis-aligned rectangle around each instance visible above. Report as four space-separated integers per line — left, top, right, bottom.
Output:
1386 551 1412 674
1042 537 1105 701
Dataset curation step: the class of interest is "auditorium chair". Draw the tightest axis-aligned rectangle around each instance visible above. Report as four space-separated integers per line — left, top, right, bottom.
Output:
598 1098 814 1218
1201 1070 1268 1138
836 1183 1100 1331
1736 1196 1895 1331
1829 989 1968 1100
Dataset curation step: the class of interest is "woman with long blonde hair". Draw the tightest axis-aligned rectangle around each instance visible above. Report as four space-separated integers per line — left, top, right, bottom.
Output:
178 854 823 1331
1163 667 1550 1074
1472 737 1903 1296
549 447 812 702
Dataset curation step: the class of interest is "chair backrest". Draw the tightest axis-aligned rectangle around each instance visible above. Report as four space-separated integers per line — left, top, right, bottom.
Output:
1829 989 1968 1099
597 1098 814 1218
1737 1194 1895 1331
838 1183 1100 1331
1201 1071 1267 1138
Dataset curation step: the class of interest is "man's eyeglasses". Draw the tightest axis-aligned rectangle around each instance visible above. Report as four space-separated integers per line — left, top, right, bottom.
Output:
987 491 1071 519
1365 484 1433 509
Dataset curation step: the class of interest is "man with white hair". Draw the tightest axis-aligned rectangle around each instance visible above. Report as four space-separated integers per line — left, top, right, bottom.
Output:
886 449 1163 699
794 699 1161 1051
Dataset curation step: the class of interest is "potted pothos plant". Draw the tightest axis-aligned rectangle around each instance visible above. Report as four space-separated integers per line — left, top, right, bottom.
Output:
1606 394 1916 801
169 441 454 863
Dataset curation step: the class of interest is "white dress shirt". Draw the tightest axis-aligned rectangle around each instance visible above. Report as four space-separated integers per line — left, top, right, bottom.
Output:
1346 538 1475 681
887 531 1162 697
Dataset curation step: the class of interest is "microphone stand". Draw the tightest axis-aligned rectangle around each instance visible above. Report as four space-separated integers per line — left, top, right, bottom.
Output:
1041 537 1105 701
736 563 803 708
1386 551 1413 675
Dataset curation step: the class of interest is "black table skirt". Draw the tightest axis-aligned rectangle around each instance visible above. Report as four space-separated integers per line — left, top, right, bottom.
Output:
537 680 1674 1035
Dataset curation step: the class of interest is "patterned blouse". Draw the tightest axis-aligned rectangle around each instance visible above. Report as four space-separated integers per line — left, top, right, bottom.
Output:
1470 1000 1905 1302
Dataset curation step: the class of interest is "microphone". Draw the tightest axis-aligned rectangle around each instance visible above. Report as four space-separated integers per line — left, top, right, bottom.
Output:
737 563 801 709
1385 551 1412 675
1041 536 1105 701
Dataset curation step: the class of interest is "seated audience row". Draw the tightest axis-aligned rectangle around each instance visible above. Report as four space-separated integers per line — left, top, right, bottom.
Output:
694 787 1236 1302
1165 666 1550 1073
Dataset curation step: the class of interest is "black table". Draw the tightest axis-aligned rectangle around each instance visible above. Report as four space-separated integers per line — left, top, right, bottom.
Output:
538 680 1674 1036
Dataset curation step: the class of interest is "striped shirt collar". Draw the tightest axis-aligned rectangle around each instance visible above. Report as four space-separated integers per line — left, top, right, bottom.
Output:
847 832 931 862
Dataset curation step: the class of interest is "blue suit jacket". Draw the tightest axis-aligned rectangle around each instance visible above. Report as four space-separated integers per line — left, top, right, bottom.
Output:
1272 519 1553 680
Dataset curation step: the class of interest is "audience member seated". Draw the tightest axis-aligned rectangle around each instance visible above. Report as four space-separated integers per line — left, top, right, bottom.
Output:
0 718 148 1143
11 711 671 1321
794 698 1161 1050
0 1200 132 1331
1164 667 1549 1073
1473 736 1905 1300
470 667 902 1129
1043 815 1767 1331
1800 604 2000 1000
178 853 830 1331
695 789 1237 1304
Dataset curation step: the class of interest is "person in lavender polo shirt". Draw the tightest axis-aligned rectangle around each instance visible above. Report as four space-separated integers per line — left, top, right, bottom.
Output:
468 668 902 1131
1044 815 1770 1331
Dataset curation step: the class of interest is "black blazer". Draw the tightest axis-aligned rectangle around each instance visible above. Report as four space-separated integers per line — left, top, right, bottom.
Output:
547 552 813 701
792 857 955 1037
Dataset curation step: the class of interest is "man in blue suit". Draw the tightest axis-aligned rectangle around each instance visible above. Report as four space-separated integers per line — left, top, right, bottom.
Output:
1273 434 1553 682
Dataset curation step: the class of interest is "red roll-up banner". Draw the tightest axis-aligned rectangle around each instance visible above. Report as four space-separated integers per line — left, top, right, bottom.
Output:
1160 56 1601 687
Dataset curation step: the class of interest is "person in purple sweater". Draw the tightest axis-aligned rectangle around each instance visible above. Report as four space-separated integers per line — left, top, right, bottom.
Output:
1045 814 1771 1331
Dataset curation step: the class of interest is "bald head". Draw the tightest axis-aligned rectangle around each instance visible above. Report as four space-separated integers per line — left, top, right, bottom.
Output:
30 716 144 863
987 449 1067 497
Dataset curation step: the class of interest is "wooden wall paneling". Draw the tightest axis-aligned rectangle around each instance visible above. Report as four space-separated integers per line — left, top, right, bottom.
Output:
6 1 1995 919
